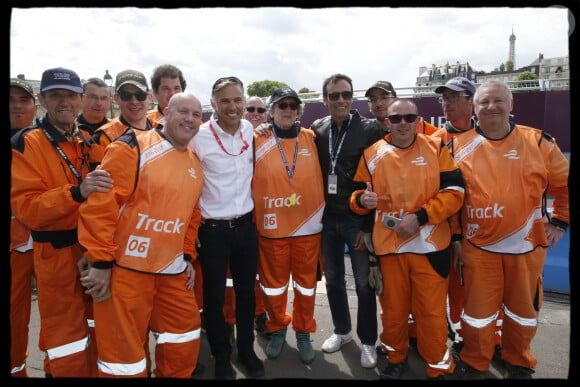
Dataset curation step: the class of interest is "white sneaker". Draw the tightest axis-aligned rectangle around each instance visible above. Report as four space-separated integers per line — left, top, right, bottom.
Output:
360 344 378 368
321 332 353 353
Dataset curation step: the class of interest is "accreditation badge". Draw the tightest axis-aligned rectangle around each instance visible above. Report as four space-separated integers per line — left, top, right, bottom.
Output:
328 173 337 194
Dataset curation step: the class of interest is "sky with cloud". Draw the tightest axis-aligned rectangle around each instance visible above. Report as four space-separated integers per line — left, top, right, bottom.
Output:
9 6 572 105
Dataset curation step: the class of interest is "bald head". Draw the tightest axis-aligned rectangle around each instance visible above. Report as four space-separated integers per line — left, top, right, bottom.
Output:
163 92 203 150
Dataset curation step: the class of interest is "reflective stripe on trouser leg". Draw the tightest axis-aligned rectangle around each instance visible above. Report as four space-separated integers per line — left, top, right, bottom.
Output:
258 235 319 333
46 336 90 360
151 272 202 378
286 234 319 333
460 244 504 371
501 247 544 369
34 243 96 377
98 357 147 376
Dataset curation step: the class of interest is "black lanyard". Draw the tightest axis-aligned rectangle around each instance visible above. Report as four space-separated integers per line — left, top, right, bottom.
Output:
39 118 86 185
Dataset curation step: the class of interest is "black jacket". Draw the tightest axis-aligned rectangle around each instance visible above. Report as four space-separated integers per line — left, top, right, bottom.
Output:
310 109 383 216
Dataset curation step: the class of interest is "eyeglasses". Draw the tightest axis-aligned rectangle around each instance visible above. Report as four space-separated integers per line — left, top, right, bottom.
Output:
118 89 148 102
212 76 243 94
438 93 469 104
277 102 298 111
388 114 418 124
327 91 353 101
246 106 266 113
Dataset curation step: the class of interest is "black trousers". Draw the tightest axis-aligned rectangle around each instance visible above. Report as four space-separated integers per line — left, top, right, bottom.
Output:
198 220 258 358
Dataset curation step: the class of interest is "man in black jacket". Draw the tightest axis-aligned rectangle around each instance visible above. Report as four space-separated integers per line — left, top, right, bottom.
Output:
310 73 383 369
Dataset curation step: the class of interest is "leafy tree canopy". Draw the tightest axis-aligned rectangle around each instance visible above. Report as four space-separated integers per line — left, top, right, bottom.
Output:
247 80 289 97
506 60 514 71
516 71 538 80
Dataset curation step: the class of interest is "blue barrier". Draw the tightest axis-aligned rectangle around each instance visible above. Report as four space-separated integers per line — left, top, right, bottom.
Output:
344 208 570 294
543 210 570 293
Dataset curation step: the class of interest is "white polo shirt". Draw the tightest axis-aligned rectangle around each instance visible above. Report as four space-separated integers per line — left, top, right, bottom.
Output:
189 114 255 220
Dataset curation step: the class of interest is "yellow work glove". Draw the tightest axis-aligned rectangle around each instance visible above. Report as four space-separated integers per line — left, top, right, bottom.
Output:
363 233 383 295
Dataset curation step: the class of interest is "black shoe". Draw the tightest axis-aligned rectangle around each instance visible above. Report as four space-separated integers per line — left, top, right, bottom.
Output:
492 344 502 363
455 361 486 380
215 355 234 380
191 362 205 378
227 323 235 347
237 350 265 378
254 312 268 333
450 342 464 363
380 359 408 380
200 311 206 334
503 362 534 379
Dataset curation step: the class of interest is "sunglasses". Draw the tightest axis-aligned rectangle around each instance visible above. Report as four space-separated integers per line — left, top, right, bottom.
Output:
212 76 243 93
118 89 148 102
277 102 298 111
246 106 266 113
327 91 353 101
388 114 418 124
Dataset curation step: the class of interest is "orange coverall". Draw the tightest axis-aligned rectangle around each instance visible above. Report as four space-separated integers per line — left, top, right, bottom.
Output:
350 133 465 378
79 128 204 378
252 127 325 334
11 118 97 377
451 124 569 371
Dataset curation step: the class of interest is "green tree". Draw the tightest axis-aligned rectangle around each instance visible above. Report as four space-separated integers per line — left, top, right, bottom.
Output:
298 87 313 93
516 71 538 80
499 63 505 72
247 80 289 97
506 60 514 71
515 71 539 88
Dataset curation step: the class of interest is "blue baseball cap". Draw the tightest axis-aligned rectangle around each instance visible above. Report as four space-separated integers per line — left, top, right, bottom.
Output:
435 77 476 95
40 67 83 94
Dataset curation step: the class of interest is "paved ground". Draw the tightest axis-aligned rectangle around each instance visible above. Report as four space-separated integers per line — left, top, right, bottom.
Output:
23 257 571 380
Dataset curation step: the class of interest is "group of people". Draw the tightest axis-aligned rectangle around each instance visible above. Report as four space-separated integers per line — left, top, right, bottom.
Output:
10 65 569 380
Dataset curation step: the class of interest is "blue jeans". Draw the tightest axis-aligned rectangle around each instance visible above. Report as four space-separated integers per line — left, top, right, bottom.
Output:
198 220 258 358
321 212 377 346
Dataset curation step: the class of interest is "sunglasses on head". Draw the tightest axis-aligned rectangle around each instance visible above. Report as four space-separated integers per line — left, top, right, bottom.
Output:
277 102 298 111
327 91 353 101
118 89 148 102
246 106 266 113
212 76 243 93
388 114 418 124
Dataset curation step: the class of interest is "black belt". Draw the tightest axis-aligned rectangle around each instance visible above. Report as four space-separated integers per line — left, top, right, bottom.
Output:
31 229 78 249
203 212 253 229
